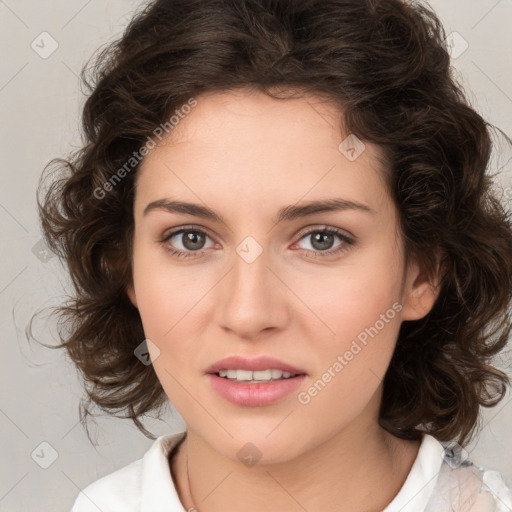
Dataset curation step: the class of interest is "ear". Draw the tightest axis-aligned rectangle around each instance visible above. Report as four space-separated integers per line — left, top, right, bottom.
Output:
126 281 138 309
401 250 443 321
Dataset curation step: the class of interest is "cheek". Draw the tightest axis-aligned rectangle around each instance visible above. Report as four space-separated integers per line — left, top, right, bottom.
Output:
294 246 404 386
132 240 211 337
294 276 402 430
133 270 205 408
300 246 403 339
132 258 216 407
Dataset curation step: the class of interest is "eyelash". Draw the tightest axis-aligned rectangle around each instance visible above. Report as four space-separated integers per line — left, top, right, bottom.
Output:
159 225 355 260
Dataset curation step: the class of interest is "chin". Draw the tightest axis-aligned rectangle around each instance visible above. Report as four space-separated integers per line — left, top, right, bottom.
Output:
200 425 311 467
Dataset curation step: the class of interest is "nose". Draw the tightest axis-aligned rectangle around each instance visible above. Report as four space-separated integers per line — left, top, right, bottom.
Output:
214 243 289 340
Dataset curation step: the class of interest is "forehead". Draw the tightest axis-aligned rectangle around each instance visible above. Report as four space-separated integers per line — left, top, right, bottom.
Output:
135 88 390 219
155 87 352 152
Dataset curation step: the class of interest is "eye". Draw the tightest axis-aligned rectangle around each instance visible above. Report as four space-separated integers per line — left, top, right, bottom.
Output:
160 226 215 259
159 225 355 260
293 227 354 258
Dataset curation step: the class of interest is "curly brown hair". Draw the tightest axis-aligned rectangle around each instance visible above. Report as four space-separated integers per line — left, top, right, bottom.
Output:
34 0 512 445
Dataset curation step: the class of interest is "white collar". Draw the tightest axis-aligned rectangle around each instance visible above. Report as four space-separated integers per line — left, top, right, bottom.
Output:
138 431 444 512
383 434 445 511
141 431 187 512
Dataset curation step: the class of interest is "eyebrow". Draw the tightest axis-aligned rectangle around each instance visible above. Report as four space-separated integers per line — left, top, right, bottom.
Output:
143 197 375 224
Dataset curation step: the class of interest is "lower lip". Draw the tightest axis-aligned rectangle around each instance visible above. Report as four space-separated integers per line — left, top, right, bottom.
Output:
207 374 307 406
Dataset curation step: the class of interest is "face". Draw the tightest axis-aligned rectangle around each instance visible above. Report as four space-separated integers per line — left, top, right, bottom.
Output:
127 88 438 464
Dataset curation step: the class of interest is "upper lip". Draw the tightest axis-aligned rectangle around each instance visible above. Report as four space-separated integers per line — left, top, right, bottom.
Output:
205 355 307 375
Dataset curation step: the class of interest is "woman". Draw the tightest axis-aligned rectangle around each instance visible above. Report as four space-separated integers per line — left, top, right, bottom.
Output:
37 0 512 510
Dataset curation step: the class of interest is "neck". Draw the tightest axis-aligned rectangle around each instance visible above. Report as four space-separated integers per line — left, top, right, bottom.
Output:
171 419 420 512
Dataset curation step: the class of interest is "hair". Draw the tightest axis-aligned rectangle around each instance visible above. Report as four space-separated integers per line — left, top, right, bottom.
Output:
33 0 512 445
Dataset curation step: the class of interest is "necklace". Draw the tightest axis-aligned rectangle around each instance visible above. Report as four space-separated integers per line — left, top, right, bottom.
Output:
185 448 198 512
171 433 198 512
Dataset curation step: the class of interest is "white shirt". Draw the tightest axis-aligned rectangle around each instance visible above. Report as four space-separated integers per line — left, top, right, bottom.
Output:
70 431 512 512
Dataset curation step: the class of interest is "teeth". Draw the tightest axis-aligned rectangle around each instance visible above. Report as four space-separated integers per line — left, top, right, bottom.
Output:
217 369 297 381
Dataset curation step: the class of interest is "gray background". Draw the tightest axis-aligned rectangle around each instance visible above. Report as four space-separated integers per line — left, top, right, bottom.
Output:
1 1 511 511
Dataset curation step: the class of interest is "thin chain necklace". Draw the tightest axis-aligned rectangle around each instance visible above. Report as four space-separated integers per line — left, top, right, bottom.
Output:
185 448 199 511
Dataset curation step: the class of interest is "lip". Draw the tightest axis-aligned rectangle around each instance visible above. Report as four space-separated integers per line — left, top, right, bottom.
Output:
204 355 307 375
207 373 307 406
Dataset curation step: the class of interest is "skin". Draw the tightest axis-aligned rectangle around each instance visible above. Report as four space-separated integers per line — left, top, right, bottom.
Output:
126 87 441 512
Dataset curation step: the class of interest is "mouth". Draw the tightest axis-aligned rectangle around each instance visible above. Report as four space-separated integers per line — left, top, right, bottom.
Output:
214 368 304 383
205 355 307 406
205 355 307 379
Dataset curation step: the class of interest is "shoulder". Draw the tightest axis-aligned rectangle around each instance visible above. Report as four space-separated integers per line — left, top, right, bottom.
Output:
70 458 142 512
70 432 187 512
425 441 512 512
384 434 512 512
